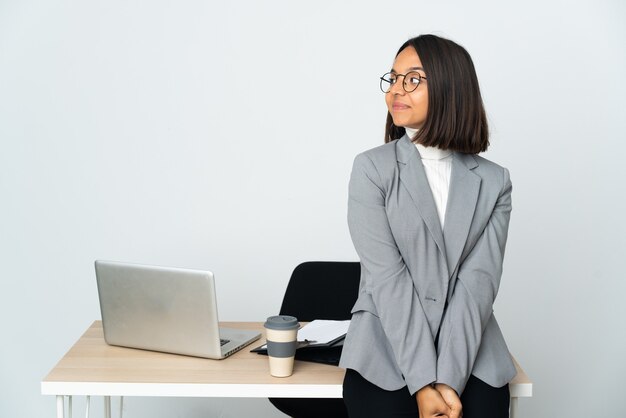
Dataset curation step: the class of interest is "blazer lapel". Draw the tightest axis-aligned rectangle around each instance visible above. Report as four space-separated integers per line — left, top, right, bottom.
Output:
443 151 481 280
397 134 447 263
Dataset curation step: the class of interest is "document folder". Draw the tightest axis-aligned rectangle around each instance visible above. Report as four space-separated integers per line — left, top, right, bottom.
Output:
251 320 349 366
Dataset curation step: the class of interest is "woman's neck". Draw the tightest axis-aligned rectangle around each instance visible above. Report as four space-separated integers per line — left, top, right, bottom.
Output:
403 126 452 160
404 127 419 139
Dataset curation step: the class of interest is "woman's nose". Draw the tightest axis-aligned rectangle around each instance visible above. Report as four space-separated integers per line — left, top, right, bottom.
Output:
388 78 405 95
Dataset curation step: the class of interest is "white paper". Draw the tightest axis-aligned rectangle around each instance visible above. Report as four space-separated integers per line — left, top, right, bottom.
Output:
297 319 350 344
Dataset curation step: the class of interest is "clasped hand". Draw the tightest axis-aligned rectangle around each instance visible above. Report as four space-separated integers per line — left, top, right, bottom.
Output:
416 383 462 418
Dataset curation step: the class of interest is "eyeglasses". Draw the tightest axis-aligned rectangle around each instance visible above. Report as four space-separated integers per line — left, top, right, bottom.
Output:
379 71 427 93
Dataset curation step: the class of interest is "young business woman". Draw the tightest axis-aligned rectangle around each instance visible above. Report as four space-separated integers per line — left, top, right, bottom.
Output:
339 34 515 418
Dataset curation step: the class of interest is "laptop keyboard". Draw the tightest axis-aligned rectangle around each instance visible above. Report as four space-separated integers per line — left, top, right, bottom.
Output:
220 338 230 346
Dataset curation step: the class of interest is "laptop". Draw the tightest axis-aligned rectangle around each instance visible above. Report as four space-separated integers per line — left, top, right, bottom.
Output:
95 260 261 359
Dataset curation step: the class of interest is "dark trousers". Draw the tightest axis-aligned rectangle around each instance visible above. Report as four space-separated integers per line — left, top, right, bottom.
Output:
343 368 510 418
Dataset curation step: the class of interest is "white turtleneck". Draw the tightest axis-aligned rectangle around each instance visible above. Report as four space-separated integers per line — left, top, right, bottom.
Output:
404 127 452 229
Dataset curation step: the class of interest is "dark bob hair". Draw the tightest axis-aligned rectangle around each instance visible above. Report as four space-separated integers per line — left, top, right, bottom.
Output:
384 34 489 154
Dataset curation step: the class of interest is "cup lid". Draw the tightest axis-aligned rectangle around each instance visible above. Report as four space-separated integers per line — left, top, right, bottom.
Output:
264 315 300 330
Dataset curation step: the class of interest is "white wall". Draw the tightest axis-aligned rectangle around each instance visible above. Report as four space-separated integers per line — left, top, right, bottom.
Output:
1 1 624 417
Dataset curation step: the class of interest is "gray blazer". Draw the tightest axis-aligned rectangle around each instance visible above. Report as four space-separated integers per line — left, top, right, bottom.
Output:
338 134 517 396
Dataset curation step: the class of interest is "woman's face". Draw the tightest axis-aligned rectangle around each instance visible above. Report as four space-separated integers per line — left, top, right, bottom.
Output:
385 47 429 129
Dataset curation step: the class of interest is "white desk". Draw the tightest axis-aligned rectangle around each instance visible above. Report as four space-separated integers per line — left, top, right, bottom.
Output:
42 321 532 417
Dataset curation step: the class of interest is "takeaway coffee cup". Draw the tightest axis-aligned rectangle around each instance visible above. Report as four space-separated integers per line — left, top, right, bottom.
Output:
264 315 300 377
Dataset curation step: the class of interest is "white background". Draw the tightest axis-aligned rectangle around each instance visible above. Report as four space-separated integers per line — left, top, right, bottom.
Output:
1 1 624 417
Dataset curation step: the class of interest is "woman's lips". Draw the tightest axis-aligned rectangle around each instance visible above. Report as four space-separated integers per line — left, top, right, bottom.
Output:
392 103 410 110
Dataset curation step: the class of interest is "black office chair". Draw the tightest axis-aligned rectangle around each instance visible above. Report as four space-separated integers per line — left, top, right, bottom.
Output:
268 261 361 418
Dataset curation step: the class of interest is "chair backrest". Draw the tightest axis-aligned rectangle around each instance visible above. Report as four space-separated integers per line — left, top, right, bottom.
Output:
278 261 361 322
